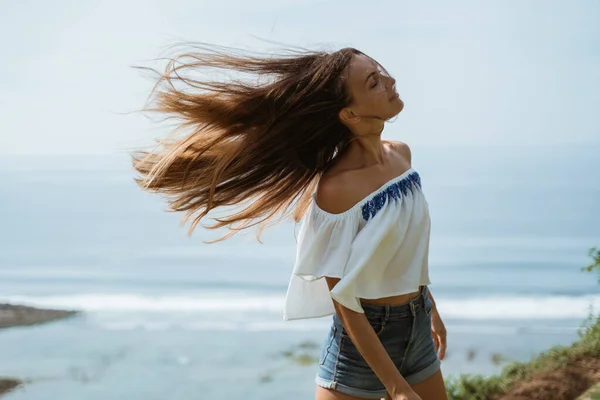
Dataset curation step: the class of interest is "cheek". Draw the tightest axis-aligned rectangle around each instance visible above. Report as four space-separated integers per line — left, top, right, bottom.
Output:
358 91 394 112
355 93 382 112
373 92 390 107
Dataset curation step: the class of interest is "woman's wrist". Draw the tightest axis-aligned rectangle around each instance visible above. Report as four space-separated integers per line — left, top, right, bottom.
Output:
387 380 415 397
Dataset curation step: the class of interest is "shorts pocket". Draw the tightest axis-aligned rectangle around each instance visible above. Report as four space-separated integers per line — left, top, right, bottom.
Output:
318 324 337 366
340 315 387 338
368 315 387 336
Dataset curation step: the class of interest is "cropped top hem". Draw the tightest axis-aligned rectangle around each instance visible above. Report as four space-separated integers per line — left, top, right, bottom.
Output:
282 278 433 321
330 279 432 313
283 310 339 322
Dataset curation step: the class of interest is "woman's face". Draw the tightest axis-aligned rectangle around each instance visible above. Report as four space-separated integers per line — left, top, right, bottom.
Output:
340 54 404 125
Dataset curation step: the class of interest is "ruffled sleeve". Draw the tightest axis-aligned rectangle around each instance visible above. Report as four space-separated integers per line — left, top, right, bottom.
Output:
283 202 360 320
293 204 360 279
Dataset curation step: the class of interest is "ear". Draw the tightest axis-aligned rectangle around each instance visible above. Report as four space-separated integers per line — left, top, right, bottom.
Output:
338 107 360 125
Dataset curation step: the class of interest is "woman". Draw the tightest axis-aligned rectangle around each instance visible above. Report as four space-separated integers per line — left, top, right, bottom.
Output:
132 43 448 400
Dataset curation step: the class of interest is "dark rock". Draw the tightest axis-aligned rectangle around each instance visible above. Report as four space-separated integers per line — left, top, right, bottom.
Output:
0 378 21 396
0 303 79 396
0 303 78 329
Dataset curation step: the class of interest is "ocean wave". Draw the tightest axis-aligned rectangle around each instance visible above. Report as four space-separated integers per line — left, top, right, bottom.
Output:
1 293 285 312
2 292 598 321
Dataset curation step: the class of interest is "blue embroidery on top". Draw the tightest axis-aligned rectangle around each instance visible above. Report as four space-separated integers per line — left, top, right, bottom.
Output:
361 172 422 221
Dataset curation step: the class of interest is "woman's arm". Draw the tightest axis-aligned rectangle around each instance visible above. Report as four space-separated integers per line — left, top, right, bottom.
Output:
427 288 437 310
426 288 447 360
325 277 418 398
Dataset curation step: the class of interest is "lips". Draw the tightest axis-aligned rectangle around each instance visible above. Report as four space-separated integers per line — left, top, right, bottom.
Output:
389 91 399 100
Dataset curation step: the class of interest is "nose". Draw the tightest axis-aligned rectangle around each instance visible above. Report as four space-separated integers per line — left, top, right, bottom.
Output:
386 76 396 89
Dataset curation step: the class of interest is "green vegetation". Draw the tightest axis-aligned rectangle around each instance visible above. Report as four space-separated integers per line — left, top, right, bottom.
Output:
445 247 600 400
279 341 319 366
583 247 600 283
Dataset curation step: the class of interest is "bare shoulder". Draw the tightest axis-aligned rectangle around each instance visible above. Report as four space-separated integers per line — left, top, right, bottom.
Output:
314 141 412 214
314 171 360 214
386 140 412 164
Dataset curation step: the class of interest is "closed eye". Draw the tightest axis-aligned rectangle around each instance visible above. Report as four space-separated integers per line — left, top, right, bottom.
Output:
371 74 381 89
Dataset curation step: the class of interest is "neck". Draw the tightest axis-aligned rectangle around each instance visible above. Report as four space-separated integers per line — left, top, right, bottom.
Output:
345 133 385 167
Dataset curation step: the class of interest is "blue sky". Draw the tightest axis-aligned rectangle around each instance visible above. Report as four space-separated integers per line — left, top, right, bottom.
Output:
0 0 598 155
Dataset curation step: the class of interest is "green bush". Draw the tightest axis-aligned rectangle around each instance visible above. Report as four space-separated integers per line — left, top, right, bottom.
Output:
582 247 600 284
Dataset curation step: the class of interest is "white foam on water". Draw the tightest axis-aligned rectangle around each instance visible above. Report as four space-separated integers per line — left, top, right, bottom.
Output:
2 293 284 312
3 293 597 320
438 295 598 320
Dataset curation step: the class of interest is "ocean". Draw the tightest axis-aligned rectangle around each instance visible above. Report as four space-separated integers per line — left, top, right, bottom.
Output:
0 144 598 399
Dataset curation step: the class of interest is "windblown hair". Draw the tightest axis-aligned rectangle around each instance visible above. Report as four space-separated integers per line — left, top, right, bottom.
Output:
132 43 369 242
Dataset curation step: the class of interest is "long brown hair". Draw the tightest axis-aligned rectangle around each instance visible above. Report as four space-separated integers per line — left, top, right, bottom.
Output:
132 43 366 242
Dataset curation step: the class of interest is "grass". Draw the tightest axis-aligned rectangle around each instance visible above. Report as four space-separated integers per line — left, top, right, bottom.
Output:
445 247 600 400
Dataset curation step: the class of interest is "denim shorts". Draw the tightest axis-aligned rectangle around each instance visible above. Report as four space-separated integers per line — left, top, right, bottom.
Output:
315 286 441 399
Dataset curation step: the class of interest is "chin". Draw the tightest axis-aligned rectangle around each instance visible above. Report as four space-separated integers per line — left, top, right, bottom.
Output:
396 98 404 113
388 98 404 117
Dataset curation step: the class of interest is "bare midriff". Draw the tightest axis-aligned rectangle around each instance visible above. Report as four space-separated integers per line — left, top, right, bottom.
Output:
360 286 423 306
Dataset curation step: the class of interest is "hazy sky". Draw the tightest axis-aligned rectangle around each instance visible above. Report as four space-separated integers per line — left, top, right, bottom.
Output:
1 0 598 155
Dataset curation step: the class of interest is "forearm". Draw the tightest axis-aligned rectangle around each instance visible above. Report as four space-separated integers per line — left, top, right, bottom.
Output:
333 301 412 396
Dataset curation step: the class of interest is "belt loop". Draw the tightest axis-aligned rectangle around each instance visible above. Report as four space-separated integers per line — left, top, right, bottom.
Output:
410 301 416 317
384 305 390 324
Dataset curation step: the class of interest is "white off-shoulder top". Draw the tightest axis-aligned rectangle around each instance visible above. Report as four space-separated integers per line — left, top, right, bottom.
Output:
283 167 431 321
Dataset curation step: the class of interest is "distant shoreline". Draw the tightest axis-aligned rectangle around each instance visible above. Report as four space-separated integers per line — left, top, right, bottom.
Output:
0 303 78 329
0 379 21 397
0 303 78 397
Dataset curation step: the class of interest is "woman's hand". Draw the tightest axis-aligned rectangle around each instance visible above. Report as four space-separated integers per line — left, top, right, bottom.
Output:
430 307 447 360
393 392 422 400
